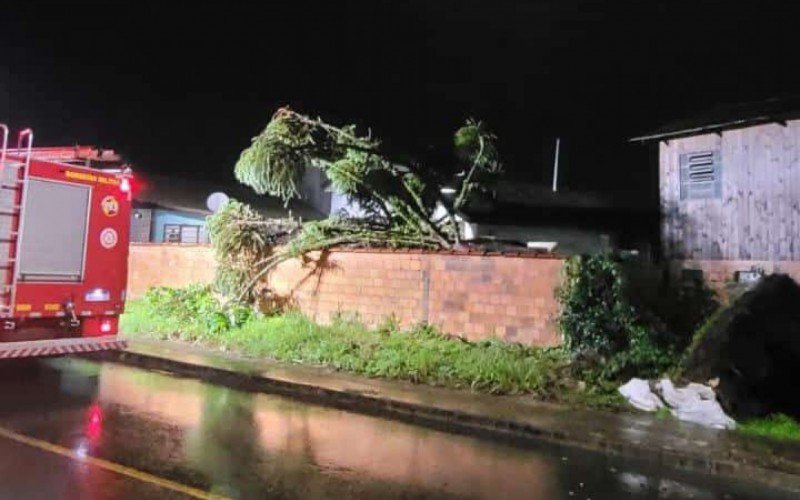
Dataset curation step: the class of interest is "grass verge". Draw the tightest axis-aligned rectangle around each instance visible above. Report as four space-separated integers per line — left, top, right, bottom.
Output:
738 414 800 442
121 298 622 408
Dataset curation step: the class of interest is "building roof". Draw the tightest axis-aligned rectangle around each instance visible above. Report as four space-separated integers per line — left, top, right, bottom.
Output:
132 173 324 220
490 181 619 210
630 96 800 143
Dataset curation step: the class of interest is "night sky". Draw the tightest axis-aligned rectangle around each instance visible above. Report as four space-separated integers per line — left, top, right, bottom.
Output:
1 1 798 207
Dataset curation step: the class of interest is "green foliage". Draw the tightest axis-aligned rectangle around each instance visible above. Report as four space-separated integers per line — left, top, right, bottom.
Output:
738 414 800 442
559 379 626 412
558 254 638 355
558 254 677 380
631 271 719 353
664 282 719 346
206 200 297 302
681 306 725 370
207 200 265 299
654 406 674 420
233 316 569 395
234 109 313 201
207 200 269 260
452 118 502 209
595 325 676 380
122 293 572 397
121 285 255 341
224 108 505 302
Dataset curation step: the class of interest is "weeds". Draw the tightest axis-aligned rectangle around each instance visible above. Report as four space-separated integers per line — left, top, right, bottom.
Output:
738 414 800 442
122 285 255 342
122 298 578 398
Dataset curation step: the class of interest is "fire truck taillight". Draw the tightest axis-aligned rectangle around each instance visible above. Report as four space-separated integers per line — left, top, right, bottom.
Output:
100 320 112 334
120 177 131 193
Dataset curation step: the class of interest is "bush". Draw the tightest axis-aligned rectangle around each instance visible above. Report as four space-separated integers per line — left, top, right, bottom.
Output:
628 267 719 353
558 254 638 355
557 254 676 380
132 285 256 340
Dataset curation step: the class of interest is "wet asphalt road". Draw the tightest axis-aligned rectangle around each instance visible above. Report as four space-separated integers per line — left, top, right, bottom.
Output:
0 357 794 500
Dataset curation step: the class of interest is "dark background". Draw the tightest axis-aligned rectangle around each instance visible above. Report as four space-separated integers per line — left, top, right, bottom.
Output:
1 1 798 207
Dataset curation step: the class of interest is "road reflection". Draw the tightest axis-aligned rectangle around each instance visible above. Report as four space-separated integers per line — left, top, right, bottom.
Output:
96 361 558 498
0 358 789 499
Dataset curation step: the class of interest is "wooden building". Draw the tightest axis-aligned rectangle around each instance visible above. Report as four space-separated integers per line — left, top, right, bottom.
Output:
632 98 800 289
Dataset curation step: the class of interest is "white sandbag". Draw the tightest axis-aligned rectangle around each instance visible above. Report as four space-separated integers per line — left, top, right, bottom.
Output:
618 378 664 412
686 382 716 401
671 399 736 430
656 378 702 408
656 378 736 430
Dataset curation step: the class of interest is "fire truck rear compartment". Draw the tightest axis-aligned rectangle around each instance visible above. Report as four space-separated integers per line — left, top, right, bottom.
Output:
0 129 131 357
18 179 90 283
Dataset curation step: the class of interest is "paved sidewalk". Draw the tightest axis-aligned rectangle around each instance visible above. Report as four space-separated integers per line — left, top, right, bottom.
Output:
99 339 800 492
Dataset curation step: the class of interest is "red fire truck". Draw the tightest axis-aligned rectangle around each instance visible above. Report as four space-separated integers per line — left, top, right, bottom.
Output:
0 125 130 358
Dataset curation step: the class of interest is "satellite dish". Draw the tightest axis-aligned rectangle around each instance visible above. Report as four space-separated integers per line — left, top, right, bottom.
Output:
206 192 230 213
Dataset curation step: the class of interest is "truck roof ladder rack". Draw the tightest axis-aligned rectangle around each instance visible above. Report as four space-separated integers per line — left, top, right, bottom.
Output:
0 128 33 317
0 124 7 177
0 124 8 317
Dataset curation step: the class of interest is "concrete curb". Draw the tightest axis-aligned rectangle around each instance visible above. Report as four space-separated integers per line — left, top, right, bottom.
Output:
91 343 800 493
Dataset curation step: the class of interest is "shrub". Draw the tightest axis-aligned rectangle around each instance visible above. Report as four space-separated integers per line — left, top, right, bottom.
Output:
558 254 638 356
627 267 719 352
137 285 255 339
558 254 676 380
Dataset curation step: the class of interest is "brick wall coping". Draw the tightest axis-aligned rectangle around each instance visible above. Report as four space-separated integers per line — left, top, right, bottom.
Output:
128 243 560 259
130 243 212 248
320 246 564 260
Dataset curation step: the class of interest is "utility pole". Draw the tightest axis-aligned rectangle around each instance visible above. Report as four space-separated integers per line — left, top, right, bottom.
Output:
552 137 560 192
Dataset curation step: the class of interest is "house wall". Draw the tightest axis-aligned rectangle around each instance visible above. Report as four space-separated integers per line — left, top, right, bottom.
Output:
472 224 613 254
672 259 800 302
150 209 209 243
660 119 800 261
300 168 363 217
130 208 152 243
300 168 332 215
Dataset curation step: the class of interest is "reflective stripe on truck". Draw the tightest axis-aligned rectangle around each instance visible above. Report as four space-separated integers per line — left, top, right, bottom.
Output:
0 335 126 359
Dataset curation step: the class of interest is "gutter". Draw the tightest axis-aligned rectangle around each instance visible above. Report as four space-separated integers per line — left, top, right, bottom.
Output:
629 115 777 143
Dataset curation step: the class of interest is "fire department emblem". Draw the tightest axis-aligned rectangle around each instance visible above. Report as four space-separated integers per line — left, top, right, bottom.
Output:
101 196 119 217
100 228 118 249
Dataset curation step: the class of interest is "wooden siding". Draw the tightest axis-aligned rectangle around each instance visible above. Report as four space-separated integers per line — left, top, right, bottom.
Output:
660 119 800 260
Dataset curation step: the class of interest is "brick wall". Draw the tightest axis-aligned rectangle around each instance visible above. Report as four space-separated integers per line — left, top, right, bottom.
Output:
673 259 800 302
127 245 565 346
269 250 564 346
127 244 217 299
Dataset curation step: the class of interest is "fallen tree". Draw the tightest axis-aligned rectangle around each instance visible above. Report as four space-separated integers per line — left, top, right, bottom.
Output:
212 107 501 302
682 274 800 419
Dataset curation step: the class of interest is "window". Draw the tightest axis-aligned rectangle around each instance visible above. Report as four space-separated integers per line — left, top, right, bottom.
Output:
679 150 721 200
164 224 181 243
180 225 200 244
163 224 201 244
